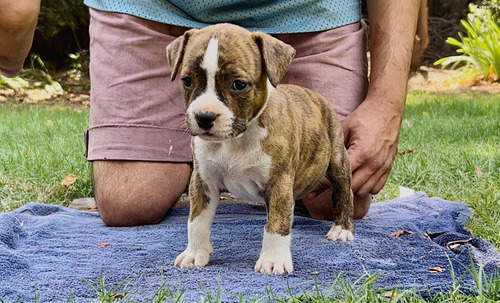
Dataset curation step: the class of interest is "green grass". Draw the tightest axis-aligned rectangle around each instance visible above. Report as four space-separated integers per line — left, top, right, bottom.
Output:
0 101 92 212
375 91 500 248
0 91 499 302
0 90 498 244
7 262 498 302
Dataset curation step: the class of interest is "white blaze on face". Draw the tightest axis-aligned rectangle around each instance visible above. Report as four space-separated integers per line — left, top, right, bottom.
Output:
201 38 219 95
186 37 234 139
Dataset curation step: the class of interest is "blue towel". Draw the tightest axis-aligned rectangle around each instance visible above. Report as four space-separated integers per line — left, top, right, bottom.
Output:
1 192 499 302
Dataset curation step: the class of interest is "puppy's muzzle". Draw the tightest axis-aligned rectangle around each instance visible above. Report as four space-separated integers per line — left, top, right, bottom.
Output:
195 111 218 130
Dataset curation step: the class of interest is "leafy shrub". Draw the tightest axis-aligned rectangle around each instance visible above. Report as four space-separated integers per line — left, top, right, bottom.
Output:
37 0 89 40
434 4 500 81
481 0 500 24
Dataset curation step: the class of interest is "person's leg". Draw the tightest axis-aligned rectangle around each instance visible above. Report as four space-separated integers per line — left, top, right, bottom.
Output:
86 9 192 226
296 179 371 220
276 22 371 219
0 0 40 77
92 161 190 226
353 194 371 219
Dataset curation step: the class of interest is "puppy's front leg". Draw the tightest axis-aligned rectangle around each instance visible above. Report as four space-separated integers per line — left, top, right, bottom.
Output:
174 171 219 268
255 175 294 275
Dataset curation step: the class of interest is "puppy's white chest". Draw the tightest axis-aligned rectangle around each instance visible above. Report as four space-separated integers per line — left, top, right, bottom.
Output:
194 124 272 202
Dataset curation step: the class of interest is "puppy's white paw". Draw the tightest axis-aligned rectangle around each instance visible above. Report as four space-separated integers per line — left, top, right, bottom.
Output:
325 225 354 241
174 244 214 268
255 230 293 274
254 251 293 275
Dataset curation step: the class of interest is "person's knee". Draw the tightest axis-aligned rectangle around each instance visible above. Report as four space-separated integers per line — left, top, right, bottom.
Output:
0 0 41 31
353 194 371 219
92 161 190 227
96 193 170 227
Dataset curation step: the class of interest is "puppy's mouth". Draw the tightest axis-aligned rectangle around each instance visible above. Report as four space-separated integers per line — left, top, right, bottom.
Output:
188 120 247 141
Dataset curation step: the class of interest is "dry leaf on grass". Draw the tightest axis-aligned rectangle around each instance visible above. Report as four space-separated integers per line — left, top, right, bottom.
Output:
390 230 414 237
97 242 112 247
398 148 415 156
384 291 400 298
474 166 483 178
449 243 461 250
111 293 128 300
445 238 472 250
60 173 77 187
429 266 445 273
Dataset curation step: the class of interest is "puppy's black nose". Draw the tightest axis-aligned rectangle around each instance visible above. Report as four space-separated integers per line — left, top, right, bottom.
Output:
195 111 218 130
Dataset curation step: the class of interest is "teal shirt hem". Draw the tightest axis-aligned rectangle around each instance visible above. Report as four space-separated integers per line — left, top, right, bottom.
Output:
83 0 361 34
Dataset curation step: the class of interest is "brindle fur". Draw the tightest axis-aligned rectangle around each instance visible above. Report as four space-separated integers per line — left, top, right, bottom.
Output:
259 85 353 235
167 23 354 271
188 167 211 220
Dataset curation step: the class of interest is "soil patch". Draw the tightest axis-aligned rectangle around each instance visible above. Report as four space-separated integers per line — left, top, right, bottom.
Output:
2 67 499 108
408 66 500 94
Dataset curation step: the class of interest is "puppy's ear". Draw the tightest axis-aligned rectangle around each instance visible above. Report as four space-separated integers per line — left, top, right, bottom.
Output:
252 32 296 87
166 29 198 81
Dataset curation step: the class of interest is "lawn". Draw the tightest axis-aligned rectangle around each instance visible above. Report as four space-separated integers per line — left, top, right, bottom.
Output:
0 89 499 301
378 91 500 248
0 103 92 212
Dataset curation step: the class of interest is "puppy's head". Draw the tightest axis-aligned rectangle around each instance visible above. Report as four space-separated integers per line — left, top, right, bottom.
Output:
166 23 295 141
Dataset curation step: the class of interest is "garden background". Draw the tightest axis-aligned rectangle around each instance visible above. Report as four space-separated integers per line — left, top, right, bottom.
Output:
0 0 499 301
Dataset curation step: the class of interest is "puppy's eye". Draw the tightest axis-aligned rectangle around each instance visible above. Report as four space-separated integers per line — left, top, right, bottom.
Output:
181 77 193 89
231 80 248 92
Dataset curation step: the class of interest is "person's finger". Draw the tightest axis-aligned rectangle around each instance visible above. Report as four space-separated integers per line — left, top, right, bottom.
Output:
356 167 386 196
351 165 374 194
305 191 318 200
355 158 393 196
342 121 351 146
371 171 390 195
346 145 365 174
370 160 394 195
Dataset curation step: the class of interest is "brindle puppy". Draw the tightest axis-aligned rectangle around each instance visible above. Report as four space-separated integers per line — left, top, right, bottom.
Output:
166 23 354 275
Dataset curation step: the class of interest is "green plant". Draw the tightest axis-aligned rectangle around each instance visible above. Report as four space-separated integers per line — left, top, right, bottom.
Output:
83 273 131 302
482 0 500 24
434 4 500 81
21 54 63 91
36 0 89 41
0 55 62 92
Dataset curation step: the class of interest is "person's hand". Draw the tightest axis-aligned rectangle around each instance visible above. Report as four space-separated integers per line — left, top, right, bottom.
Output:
342 96 402 196
300 96 402 220
300 177 334 220
300 0 418 221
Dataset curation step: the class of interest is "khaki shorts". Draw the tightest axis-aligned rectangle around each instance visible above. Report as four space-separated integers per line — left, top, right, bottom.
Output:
85 8 368 162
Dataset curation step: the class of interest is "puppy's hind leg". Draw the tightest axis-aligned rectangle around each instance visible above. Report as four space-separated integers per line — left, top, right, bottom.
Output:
325 146 355 241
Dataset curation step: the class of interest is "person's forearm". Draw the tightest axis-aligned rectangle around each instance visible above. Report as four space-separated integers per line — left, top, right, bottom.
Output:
366 0 420 114
0 0 41 77
341 1 420 199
